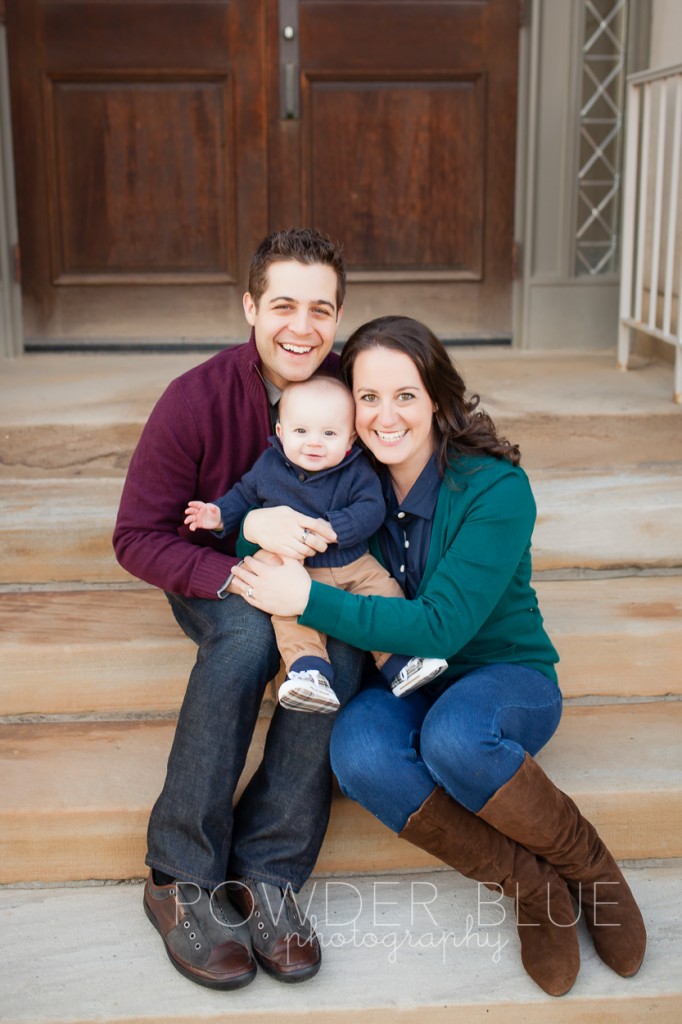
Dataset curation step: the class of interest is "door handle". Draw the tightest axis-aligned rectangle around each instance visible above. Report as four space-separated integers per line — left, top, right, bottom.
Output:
279 0 300 119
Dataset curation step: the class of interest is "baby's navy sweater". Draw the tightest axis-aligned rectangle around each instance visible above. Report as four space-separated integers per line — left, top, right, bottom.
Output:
215 437 387 569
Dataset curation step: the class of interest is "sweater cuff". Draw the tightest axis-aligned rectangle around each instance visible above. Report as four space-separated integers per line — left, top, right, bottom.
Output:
298 579 346 634
190 550 240 600
326 509 358 549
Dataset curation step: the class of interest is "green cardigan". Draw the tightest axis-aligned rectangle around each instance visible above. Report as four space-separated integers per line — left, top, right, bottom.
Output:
299 454 560 684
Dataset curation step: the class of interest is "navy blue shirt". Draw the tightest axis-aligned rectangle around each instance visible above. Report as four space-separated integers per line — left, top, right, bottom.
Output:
377 453 443 598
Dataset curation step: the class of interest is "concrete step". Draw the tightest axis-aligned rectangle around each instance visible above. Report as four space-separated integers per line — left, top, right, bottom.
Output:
1 701 680 885
1 576 681 716
1 865 680 1023
529 466 682 572
3 408 681 478
1 350 681 478
0 587 196 716
1 467 681 586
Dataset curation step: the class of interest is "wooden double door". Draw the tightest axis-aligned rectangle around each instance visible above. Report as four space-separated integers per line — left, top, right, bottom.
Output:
7 0 520 344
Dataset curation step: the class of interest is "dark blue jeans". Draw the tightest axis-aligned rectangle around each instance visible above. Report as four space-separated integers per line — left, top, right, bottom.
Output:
146 592 365 891
330 663 563 833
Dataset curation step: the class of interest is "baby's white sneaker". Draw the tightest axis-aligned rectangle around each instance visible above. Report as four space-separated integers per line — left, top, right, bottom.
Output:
278 669 341 714
391 657 449 697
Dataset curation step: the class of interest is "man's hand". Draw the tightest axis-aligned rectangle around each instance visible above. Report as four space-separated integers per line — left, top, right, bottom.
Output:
243 506 337 558
184 500 223 532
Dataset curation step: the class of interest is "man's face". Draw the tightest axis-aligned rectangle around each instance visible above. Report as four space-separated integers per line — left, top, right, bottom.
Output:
244 261 342 390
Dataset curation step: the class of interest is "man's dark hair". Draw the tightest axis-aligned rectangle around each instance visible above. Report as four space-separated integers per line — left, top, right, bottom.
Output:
248 228 346 313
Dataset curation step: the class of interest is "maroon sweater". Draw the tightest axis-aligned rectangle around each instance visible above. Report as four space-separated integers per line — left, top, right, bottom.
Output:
113 334 340 599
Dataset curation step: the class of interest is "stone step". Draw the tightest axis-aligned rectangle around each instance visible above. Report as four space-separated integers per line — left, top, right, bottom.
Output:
0 588 195 716
4 408 681 478
1 701 680 885
1 576 681 716
2 350 681 478
530 467 682 572
1 467 681 587
1 865 680 1023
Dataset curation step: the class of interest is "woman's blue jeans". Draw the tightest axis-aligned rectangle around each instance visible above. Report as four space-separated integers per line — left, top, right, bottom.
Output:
330 664 562 833
146 592 365 891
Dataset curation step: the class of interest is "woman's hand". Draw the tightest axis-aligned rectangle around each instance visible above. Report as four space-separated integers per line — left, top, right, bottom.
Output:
242 506 337 559
232 554 312 616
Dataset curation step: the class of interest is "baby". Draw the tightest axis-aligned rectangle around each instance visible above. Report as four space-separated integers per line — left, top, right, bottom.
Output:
185 375 447 713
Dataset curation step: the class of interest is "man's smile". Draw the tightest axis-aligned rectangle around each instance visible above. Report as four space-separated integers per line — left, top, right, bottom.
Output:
281 342 314 354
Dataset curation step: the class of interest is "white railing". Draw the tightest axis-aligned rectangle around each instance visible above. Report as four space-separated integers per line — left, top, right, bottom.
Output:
619 63 682 403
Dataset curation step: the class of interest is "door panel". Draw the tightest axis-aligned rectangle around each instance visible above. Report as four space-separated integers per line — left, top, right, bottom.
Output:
45 76 235 282
7 0 267 343
7 0 518 344
270 0 519 338
306 77 485 277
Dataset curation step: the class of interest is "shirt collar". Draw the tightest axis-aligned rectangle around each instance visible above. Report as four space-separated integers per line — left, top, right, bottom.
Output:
262 375 282 408
382 452 442 520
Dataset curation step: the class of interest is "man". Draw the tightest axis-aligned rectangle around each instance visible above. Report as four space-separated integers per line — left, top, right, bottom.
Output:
113 229 365 990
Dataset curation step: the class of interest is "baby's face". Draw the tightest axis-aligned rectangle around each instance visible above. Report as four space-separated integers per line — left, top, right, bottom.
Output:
276 387 355 472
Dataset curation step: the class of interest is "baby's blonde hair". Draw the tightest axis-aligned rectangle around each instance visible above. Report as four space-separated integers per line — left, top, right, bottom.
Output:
279 375 354 422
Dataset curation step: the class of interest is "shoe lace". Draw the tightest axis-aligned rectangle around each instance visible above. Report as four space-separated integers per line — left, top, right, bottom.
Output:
398 658 423 681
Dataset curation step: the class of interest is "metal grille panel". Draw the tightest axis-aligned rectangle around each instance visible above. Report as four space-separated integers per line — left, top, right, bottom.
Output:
575 0 629 276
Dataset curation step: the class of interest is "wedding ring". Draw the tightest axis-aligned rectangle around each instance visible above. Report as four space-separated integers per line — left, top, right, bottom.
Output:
246 586 254 599
301 528 310 543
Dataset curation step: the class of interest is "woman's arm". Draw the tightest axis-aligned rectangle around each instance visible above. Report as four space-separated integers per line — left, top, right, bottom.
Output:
233 470 536 658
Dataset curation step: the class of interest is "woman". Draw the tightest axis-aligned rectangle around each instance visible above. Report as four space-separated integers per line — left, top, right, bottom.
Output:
233 316 646 996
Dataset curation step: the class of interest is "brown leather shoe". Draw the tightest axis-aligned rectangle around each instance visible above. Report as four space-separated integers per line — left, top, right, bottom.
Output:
228 878 321 983
143 873 257 989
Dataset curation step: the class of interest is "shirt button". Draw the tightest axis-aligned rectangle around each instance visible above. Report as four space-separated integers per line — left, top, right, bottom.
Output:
400 565 405 573
397 511 406 519
404 539 410 548
298 473 305 481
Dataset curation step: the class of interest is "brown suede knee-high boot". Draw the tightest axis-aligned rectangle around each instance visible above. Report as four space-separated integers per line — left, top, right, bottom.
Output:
478 753 646 978
399 786 580 996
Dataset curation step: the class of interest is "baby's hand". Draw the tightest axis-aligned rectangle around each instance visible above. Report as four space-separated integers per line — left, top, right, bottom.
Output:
184 500 223 532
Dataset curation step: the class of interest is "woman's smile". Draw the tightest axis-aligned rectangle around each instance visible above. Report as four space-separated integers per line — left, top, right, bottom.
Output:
375 428 407 444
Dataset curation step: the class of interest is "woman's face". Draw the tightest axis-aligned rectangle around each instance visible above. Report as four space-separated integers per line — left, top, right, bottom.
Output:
352 346 437 479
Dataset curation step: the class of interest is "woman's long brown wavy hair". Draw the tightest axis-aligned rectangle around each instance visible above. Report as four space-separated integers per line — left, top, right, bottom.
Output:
339 316 520 473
